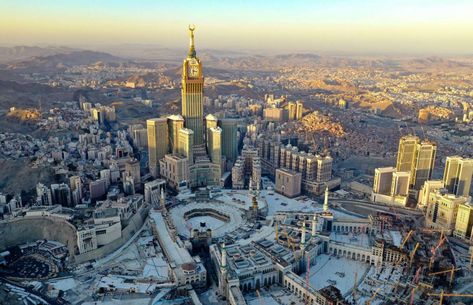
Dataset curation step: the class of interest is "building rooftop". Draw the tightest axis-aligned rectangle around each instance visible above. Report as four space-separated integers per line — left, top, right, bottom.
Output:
150 211 193 266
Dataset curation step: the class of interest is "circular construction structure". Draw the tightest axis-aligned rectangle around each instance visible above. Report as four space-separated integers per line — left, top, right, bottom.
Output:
169 201 244 238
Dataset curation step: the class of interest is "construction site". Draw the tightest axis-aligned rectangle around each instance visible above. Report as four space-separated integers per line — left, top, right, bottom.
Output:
208 185 473 305
3 186 473 305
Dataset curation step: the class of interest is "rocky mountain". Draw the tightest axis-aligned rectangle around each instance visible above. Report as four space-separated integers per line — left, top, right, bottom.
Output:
6 50 122 72
0 46 77 63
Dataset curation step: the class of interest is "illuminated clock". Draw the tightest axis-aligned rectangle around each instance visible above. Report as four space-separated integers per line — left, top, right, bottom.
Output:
189 65 199 77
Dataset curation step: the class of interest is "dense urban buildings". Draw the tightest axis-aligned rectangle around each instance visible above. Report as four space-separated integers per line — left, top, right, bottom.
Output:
1 16 473 305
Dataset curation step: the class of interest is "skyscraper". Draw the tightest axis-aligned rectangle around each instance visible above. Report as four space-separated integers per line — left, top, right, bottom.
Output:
287 102 296 120
412 140 437 189
373 167 395 195
51 183 71 207
69 175 83 205
205 113 219 151
396 135 436 188
391 171 410 197
316 156 333 183
444 156 473 197
178 128 194 164
296 101 304 119
205 114 218 130
147 118 169 177
207 127 222 166
181 25 204 145
220 117 239 165
396 135 420 173
167 115 185 154
36 183 52 206
156 26 223 189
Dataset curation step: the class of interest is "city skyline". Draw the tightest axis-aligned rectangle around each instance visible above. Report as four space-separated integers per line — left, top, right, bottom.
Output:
1 0 473 54
1 2 473 304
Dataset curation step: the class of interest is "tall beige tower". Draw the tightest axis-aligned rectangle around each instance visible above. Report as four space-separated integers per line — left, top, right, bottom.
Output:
205 114 219 150
205 114 218 130
412 140 437 188
444 156 473 197
178 128 194 164
181 25 204 145
147 118 169 177
396 135 436 188
296 101 304 119
167 115 185 154
287 102 296 120
373 167 395 194
396 135 420 173
207 127 222 166
391 171 410 196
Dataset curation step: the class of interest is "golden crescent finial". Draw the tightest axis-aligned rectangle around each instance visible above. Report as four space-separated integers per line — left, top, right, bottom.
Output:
189 24 195 32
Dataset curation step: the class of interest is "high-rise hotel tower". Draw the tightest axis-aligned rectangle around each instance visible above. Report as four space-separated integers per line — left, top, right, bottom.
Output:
181 25 204 145
153 26 224 188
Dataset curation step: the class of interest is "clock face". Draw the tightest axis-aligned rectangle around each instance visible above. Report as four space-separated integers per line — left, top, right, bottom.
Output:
189 65 199 77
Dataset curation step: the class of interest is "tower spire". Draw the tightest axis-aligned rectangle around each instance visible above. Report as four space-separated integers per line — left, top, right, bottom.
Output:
323 186 329 212
219 242 228 295
221 243 227 269
311 214 317 237
188 24 196 58
301 221 306 248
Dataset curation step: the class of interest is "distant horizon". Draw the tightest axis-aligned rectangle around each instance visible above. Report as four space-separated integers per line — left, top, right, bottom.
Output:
1 43 472 59
1 0 473 55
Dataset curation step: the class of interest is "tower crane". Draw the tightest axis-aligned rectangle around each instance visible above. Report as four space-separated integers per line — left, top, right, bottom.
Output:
413 266 422 284
365 287 381 305
410 242 420 267
400 230 414 250
420 228 448 270
428 290 473 305
409 286 417 305
428 267 461 288
430 235 447 271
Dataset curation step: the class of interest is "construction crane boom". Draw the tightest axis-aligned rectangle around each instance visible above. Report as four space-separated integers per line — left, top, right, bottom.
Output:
430 236 447 270
365 287 381 305
410 242 420 267
400 230 414 250
429 267 461 287
428 289 473 305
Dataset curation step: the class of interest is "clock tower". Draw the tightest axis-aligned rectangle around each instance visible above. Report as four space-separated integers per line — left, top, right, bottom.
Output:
181 25 204 145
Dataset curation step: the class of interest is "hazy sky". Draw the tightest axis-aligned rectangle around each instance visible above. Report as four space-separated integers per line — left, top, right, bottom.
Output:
1 0 472 54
